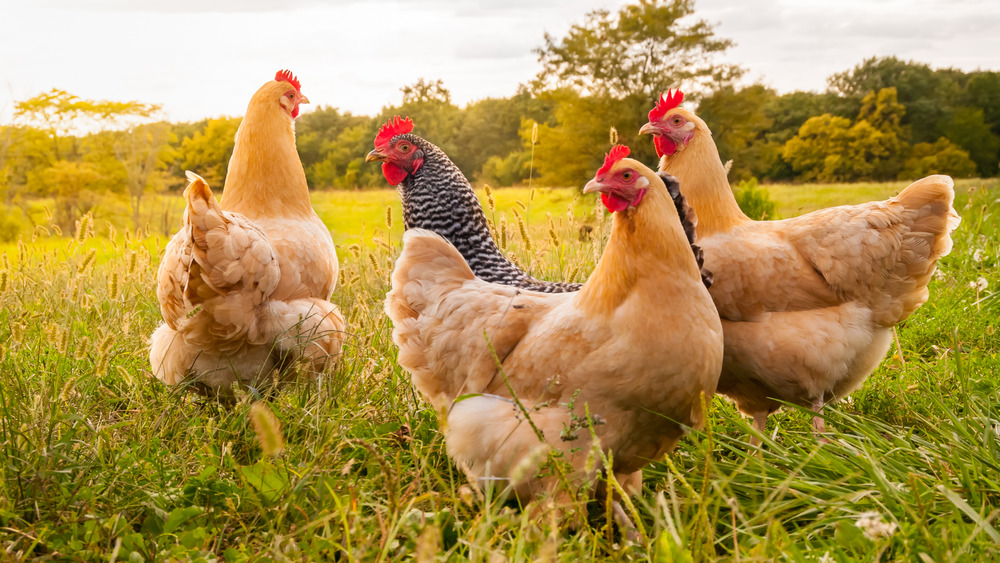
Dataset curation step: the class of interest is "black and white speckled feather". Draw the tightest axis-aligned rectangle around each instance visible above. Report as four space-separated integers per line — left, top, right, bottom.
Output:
657 172 713 290
393 133 582 293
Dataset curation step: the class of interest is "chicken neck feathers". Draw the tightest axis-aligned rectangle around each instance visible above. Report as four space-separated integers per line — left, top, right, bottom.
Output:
220 82 314 220
394 134 582 294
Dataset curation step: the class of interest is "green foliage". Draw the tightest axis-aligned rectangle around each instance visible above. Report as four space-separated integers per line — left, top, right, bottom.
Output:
480 151 530 187
732 177 778 220
530 90 658 188
179 117 241 188
696 85 779 181
533 0 741 99
828 56 957 143
0 206 28 242
945 107 1000 177
901 138 978 180
783 88 909 182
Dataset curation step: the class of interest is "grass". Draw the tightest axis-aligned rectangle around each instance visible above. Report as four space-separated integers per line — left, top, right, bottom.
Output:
0 179 998 560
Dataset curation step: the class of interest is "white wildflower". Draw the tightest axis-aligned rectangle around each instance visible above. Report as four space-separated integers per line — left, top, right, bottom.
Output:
856 511 897 541
969 277 988 291
818 552 835 563
933 269 946 281
972 248 986 262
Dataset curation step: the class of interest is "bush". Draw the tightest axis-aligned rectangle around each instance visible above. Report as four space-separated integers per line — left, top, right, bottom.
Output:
0 205 29 242
733 177 778 220
900 138 978 180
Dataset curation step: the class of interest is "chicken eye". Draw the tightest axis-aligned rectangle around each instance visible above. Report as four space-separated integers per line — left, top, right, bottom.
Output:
672 117 683 125
399 143 411 152
622 171 633 181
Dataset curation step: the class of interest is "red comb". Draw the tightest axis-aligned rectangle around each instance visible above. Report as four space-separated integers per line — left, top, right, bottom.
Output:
648 89 684 121
375 115 414 148
596 145 631 178
275 69 301 92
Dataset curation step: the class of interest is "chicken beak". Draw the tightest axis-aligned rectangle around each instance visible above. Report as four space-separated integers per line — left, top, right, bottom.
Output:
582 178 605 194
299 94 310 105
365 149 388 163
638 122 659 136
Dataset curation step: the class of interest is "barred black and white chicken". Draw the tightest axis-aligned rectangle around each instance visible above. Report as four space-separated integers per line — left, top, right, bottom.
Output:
365 116 581 294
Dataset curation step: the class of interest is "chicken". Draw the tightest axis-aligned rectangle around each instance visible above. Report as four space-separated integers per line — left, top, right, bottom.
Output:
384 145 723 517
365 116 581 293
639 90 960 438
150 71 344 393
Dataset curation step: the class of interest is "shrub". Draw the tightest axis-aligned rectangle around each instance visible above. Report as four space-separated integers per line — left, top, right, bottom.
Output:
733 177 778 220
0 205 29 242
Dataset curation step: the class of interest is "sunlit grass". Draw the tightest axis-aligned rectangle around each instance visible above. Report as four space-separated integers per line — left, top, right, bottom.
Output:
0 180 997 559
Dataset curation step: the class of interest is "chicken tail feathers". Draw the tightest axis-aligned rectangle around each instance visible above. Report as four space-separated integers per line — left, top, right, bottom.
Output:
386 229 476 320
873 174 960 325
178 171 282 348
658 172 713 289
895 174 961 260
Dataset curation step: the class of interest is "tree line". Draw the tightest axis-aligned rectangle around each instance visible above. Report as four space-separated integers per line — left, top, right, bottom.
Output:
1 0 997 241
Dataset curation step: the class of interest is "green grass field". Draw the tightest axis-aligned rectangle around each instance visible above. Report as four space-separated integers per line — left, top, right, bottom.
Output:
0 179 998 561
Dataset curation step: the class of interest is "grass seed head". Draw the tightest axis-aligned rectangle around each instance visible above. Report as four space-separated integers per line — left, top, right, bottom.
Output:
108 271 120 299
484 184 495 212
384 205 393 229
249 402 285 457
75 213 92 243
517 213 531 251
547 213 559 247
79 249 97 274
127 251 138 275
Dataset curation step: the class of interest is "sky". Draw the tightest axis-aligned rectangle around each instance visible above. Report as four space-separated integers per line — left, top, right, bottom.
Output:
1 0 998 124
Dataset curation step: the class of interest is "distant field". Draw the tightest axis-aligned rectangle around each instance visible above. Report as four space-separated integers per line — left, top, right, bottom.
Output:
765 177 995 217
313 176 998 246
2 178 996 257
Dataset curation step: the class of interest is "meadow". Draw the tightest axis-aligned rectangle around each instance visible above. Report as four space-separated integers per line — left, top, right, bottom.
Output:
0 178 998 561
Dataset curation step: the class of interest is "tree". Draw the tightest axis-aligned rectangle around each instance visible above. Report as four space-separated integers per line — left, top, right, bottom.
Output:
528 90 650 187
855 88 908 179
696 84 778 181
296 106 370 188
964 72 1000 137
533 0 741 100
783 88 909 182
900 138 977 180
28 160 103 229
945 107 1000 177
390 79 462 157
13 89 158 164
857 87 906 138
114 122 177 230
828 57 959 143
782 114 853 182
180 117 241 188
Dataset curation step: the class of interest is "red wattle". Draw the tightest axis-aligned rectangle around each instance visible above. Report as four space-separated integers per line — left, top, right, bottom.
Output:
412 157 424 174
654 135 677 157
382 162 408 186
601 192 629 213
